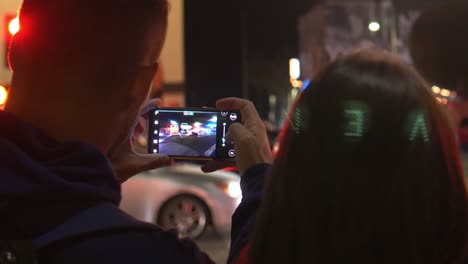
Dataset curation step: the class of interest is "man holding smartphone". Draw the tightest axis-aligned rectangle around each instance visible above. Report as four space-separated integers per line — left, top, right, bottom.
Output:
0 0 273 263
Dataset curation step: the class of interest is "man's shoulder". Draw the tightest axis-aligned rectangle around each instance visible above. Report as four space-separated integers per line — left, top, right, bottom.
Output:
40 228 201 264
37 204 213 264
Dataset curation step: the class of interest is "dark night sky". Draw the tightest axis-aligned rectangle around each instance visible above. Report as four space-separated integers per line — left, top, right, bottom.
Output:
245 0 443 55
184 0 445 108
246 0 321 55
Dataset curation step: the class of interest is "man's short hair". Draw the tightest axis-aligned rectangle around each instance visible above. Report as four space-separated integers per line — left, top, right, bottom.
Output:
11 0 168 91
409 1 468 89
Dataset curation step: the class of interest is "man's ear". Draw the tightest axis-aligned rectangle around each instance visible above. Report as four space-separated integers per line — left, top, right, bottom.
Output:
126 63 159 108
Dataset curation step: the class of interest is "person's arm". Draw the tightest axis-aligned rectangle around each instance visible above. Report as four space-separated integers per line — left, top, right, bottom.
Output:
227 163 270 264
201 98 274 264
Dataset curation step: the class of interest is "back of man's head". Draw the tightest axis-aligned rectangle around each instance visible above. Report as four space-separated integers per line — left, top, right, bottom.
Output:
409 1 468 90
11 0 168 94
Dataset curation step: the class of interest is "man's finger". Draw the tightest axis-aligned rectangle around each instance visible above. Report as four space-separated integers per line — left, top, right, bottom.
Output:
134 117 146 135
114 153 172 182
216 97 250 110
216 98 263 127
137 154 173 171
117 154 172 182
201 160 234 173
129 99 160 138
225 123 250 143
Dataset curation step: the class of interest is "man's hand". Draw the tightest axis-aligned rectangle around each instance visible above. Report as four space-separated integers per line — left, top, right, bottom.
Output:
201 98 273 175
109 99 173 182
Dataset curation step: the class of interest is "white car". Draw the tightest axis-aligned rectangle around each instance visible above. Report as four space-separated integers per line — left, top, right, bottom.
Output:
179 123 193 135
120 163 242 239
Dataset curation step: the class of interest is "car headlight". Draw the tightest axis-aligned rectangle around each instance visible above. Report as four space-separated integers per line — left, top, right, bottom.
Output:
217 182 242 198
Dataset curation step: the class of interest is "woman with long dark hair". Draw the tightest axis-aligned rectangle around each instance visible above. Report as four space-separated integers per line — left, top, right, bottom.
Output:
221 49 468 264
409 1 468 155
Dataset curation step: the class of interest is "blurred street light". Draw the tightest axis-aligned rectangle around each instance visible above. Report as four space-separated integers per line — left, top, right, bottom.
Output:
368 21 381 32
432 86 441 94
289 58 301 80
440 89 451 97
291 80 303 88
8 17 20 36
0 86 8 106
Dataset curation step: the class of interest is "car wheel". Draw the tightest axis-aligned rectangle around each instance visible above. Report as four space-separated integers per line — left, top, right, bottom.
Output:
157 195 210 239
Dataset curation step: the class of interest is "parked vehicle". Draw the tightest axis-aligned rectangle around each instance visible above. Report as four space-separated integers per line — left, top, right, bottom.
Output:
120 163 242 239
161 123 179 135
179 123 192 135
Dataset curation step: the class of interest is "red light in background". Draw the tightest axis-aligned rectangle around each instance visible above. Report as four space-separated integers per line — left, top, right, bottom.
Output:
8 17 19 36
5 14 18 68
223 167 239 173
0 85 8 105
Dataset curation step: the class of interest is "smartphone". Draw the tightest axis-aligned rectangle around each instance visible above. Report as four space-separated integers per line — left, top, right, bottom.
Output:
148 108 241 160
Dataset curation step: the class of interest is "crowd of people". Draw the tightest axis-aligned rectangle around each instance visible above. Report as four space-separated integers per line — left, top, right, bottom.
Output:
0 0 467 263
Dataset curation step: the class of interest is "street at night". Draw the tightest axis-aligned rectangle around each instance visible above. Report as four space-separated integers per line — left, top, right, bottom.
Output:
159 134 217 157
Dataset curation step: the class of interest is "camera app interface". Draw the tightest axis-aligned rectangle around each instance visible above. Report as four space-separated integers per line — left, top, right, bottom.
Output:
149 110 240 159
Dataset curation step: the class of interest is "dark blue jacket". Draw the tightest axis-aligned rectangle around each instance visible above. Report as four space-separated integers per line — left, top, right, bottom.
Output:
0 110 270 264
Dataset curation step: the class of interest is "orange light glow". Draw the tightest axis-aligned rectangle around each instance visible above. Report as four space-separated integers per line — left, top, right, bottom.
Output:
432 86 441 94
8 17 20 36
291 79 303 88
440 89 451 97
0 86 8 105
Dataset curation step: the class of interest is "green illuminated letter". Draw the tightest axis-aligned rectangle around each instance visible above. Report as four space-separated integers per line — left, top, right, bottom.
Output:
409 112 430 142
344 109 365 137
343 101 368 138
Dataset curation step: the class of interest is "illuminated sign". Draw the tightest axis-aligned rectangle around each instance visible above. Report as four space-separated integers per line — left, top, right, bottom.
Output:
289 58 301 80
291 104 309 134
408 111 430 142
344 101 368 139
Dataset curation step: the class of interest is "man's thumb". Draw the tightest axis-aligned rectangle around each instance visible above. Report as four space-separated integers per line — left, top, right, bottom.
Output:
138 154 173 172
226 123 251 144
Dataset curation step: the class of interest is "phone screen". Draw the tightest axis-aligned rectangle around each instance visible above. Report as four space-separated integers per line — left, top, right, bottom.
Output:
148 108 241 160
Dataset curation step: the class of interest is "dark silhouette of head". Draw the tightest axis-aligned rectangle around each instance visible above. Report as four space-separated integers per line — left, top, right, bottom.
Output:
250 49 468 264
410 1 468 95
6 0 168 153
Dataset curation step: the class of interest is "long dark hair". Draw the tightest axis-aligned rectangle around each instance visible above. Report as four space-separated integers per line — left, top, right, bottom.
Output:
409 1 468 91
250 49 468 264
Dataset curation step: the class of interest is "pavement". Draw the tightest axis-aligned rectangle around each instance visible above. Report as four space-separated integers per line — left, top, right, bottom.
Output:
160 135 217 157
